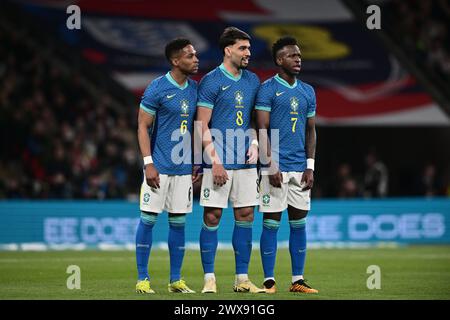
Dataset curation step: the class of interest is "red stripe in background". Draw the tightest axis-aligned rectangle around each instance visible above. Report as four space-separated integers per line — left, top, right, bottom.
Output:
82 48 107 64
317 90 432 118
315 77 433 118
132 71 433 119
253 71 433 118
132 86 432 118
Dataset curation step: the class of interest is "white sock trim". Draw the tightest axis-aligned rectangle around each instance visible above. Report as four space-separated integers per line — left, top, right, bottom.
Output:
204 273 215 281
264 277 275 282
235 274 248 284
292 275 304 283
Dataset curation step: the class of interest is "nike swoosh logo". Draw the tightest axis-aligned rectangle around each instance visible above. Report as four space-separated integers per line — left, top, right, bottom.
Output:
263 251 274 255
221 85 231 91
166 94 176 99
276 91 285 96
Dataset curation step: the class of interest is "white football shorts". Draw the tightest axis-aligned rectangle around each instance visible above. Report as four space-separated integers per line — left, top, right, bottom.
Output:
258 171 311 212
200 168 259 208
140 173 193 214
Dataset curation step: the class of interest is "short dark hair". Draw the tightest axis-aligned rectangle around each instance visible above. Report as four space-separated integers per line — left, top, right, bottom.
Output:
219 27 251 54
165 38 192 64
272 36 299 66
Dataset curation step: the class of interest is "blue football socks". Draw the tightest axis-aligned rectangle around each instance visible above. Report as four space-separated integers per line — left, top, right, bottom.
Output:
200 222 219 274
135 212 157 280
289 218 307 277
260 219 280 279
168 215 186 283
232 220 253 275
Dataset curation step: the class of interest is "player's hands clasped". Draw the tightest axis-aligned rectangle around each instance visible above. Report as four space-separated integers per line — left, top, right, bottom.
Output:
300 169 314 191
145 164 160 189
212 163 228 187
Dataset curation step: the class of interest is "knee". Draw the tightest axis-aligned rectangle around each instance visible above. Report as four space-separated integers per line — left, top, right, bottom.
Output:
236 207 254 222
297 211 308 220
288 208 308 220
203 209 221 226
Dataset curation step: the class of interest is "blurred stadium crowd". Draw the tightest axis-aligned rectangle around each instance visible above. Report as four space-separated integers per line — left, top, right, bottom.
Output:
1 1 449 200
0 16 141 200
322 151 449 199
385 0 450 84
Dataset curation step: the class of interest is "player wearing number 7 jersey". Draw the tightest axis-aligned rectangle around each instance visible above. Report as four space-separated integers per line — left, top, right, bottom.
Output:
196 27 263 294
255 36 318 294
135 38 199 294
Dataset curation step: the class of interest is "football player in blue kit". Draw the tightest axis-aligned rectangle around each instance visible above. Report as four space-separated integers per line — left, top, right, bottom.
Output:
196 27 264 294
135 38 199 294
255 36 319 294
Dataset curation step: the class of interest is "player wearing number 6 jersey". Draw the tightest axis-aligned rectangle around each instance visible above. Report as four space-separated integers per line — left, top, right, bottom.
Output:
135 38 199 294
196 27 263 294
256 36 318 294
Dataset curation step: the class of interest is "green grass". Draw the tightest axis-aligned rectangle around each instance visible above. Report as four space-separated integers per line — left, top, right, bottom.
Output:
1 246 450 300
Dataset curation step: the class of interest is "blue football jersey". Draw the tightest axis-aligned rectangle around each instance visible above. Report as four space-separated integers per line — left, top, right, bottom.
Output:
197 63 260 170
255 74 316 172
140 72 197 175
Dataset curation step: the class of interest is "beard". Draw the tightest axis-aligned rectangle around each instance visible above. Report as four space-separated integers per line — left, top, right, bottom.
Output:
238 59 249 69
231 56 249 70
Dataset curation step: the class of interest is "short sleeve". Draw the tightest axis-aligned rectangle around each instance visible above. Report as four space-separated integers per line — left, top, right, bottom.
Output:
140 80 160 115
255 81 273 112
306 85 316 118
197 74 217 109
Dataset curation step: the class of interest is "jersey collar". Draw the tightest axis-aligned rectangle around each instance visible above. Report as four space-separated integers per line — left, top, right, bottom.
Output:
166 71 189 90
274 74 297 89
219 63 242 81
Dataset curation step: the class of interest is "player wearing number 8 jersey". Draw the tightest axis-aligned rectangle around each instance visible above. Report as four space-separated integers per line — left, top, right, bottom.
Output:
256 36 318 294
196 27 263 294
135 38 199 294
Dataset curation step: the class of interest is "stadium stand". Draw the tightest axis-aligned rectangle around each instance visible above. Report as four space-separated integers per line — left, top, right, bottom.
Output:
1 0 449 199
0 2 141 199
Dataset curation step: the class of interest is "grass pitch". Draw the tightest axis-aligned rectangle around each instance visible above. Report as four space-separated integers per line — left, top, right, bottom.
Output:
1 246 449 300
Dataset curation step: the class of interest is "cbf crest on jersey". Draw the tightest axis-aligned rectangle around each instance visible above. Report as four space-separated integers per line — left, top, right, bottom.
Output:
235 91 244 107
180 99 189 117
290 96 299 114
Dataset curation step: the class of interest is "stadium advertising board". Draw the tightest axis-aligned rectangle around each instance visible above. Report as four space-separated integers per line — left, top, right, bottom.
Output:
1 199 449 250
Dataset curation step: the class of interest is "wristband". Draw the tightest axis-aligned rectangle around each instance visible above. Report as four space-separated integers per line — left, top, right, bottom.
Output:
307 158 315 171
143 156 153 165
251 139 259 148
